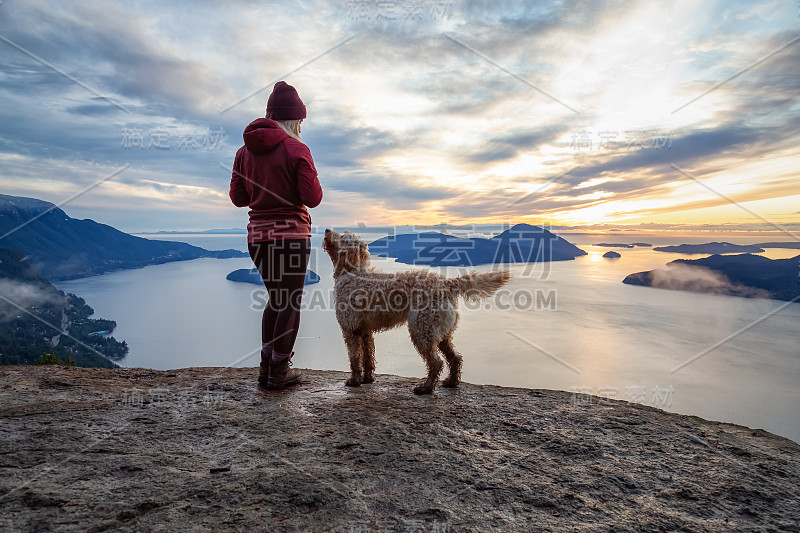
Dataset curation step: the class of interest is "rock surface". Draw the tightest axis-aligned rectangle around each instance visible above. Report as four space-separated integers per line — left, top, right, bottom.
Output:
1 366 799 532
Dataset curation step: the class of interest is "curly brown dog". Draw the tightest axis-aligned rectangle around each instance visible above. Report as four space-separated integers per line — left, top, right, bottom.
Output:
323 229 511 394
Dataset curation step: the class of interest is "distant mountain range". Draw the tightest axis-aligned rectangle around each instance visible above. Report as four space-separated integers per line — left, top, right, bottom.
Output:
138 225 539 236
653 242 764 254
368 223 587 267
594 242 652 248
0 248 127 367
139 228 247 235
623 253 800 301
755 242 800 250
226 268 321 286
0 194 248 280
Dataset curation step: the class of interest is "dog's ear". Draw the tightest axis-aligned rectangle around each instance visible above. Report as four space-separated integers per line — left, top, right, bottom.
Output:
342 243 359 268
337 238 365 270
332 245 351 277
330 233 369 275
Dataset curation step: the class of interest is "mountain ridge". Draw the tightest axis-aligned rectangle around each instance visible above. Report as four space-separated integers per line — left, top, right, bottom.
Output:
0 194 247 280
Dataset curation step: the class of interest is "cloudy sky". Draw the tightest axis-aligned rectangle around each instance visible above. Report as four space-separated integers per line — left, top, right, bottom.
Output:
1 0 798 233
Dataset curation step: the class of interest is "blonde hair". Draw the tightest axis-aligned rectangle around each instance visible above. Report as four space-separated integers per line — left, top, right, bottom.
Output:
273 119 302 142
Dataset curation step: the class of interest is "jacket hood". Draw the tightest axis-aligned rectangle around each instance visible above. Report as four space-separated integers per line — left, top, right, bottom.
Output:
243 118 290 154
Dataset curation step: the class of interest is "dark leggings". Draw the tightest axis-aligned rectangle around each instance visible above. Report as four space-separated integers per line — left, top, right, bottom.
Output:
248 239 311 356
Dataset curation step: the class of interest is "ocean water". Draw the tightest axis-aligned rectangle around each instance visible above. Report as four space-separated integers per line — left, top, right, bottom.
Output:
56 232 800 443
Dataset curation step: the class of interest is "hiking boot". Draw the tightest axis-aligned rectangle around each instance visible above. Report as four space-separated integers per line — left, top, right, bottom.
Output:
257 351 270 386
266 352 302 389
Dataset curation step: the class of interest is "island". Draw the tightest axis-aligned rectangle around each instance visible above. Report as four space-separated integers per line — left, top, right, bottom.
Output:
653 242 764 254
0 194 248 280
631 242 652 247
623 253 800 301
1 365 798 531
595 243 634 248
369 223 587 267
226 268 320 286
603 251 621 258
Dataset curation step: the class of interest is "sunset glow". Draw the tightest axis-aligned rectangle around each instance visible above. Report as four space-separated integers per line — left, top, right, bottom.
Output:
0 1 798 234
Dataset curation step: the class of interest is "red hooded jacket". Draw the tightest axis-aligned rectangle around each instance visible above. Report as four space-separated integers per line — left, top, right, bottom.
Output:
229 118 322 242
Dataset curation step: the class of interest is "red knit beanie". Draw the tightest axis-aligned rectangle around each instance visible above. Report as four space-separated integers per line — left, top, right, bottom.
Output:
266 81 306 120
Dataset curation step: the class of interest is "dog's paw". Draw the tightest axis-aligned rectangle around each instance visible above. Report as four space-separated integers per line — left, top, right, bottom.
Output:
441 377 460 388
345 377 361 387
362 374 375 384
413 383 434 395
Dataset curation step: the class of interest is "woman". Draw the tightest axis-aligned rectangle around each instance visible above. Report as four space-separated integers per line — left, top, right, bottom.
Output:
229 81 322 389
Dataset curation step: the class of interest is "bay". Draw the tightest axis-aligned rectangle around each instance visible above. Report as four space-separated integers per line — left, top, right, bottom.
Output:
56 232 800 442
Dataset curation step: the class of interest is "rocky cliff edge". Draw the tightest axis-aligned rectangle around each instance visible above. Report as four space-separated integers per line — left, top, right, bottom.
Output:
1 366 798 532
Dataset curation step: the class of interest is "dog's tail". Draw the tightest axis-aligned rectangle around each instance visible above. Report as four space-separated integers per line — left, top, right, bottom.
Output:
446 270 511 301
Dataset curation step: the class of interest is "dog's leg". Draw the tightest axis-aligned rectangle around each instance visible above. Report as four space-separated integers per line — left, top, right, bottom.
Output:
409 331 444 395
343 330 363 387
361 332 376 383
439 337 462 388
